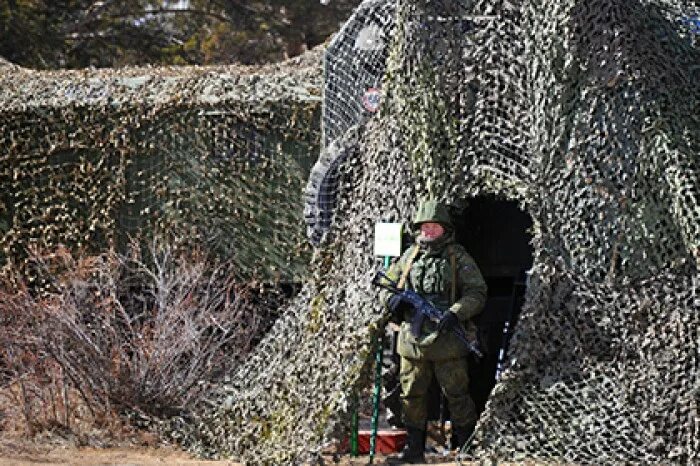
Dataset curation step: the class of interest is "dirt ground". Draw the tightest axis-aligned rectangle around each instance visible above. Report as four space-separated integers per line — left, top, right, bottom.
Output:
0 438 469 466
0 445 238 465
0 402 469 465
0 449 465 466
0 433 235 466
0 413 466 466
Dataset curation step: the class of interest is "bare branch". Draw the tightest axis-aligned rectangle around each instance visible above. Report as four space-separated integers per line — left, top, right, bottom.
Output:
0 239 284 434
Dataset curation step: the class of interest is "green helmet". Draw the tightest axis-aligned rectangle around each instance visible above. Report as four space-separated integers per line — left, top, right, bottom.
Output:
412 199 454 229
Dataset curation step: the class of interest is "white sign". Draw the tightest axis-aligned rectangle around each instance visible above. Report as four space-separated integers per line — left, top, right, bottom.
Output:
374 223 403 257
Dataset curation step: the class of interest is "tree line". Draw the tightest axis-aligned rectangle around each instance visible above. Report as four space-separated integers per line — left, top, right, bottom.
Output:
0 0 357 69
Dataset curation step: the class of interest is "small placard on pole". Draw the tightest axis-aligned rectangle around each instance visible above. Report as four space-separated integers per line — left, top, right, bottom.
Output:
374 223 403 258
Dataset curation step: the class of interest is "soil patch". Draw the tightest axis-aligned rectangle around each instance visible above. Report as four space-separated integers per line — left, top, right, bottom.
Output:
0 439 240 465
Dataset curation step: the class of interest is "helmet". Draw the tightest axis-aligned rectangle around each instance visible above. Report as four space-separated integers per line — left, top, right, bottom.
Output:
412 199 454 229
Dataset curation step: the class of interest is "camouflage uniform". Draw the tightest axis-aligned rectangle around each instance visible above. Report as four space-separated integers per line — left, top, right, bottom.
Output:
383 201 487 433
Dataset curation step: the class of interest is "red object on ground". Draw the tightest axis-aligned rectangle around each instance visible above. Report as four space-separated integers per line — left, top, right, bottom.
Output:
341 430 406 454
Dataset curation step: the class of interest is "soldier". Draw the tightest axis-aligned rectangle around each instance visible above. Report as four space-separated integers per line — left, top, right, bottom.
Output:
382 199 487 464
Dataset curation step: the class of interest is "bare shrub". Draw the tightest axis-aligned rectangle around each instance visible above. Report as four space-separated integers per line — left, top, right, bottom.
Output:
0 240 282 438
0 277 115 439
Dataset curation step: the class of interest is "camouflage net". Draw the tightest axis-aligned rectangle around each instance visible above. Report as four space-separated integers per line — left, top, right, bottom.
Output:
0 51 322 282
184 0 700 464
2 0 699 464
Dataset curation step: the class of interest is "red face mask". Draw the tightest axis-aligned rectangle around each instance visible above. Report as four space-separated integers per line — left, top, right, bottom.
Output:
419 222 445 241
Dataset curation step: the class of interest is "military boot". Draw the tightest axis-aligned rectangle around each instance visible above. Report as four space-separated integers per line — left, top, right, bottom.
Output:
388 426 425 464
451 421 475 451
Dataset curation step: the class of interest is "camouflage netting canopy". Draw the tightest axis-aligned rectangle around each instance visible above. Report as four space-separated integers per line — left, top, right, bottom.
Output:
2 0 698 464
0 49 323 282
184 0 699 464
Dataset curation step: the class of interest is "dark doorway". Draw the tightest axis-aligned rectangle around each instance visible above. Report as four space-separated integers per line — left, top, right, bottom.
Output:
380 196 533 437
453 195 534 414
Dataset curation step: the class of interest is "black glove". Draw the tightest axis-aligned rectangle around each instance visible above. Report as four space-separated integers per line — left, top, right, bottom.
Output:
437 311 459 332
388 294 405 316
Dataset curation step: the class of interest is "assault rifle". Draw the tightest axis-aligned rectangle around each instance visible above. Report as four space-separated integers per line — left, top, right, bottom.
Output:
372 270 483 359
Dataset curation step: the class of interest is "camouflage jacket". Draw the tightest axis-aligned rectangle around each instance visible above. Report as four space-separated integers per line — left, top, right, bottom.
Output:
383 238 487 360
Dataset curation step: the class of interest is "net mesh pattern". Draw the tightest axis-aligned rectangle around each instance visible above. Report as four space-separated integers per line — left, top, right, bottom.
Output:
322 0 396 148
1 0 698 464
0 53 322 282
185 0 700 464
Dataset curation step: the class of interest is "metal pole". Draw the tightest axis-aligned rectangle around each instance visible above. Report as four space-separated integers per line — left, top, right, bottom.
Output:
369 255 391 462
369 334 383 463
351 393 359 456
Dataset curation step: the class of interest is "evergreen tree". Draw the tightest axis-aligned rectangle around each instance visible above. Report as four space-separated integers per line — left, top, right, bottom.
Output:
0 0 357 69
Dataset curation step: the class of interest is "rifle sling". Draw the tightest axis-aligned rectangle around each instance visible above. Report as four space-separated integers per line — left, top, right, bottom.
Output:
398 245 420 289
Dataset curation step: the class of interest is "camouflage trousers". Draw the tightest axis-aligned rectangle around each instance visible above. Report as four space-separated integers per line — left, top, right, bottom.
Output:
399 356 477 429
